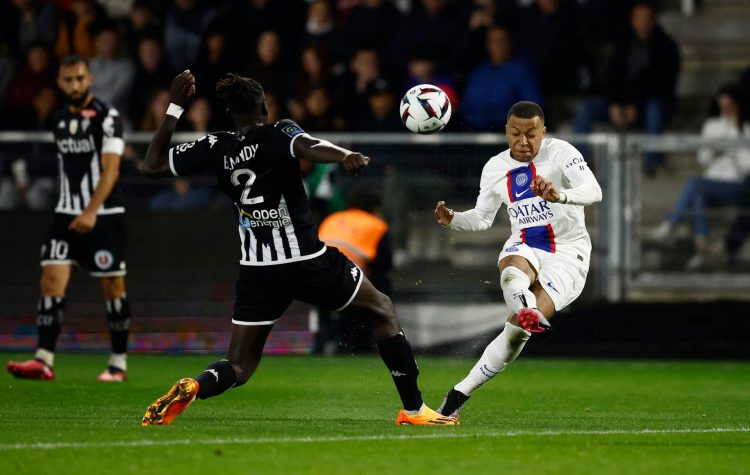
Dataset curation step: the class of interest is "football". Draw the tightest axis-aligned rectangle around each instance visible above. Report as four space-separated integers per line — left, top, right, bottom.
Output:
399 84 452 134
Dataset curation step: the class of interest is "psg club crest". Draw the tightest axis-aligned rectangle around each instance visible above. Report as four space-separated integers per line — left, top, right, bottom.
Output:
515 173 529 187
94 250 114 270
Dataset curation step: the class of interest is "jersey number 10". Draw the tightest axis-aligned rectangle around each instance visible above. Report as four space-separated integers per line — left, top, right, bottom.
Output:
231 168 264 205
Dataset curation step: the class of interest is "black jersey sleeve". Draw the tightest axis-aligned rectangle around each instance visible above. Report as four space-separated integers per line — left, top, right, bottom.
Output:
167 134 219 176
273 119 308 159
101 108 125 155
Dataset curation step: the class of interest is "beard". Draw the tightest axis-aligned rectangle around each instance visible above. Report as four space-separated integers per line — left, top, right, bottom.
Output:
65 89 91 107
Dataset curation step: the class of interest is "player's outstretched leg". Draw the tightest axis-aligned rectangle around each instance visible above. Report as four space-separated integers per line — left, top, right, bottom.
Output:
344 277 457 426
141 324 272 426
438 258 552 419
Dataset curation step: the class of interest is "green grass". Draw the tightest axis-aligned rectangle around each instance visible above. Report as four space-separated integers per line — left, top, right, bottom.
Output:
1 353 749 474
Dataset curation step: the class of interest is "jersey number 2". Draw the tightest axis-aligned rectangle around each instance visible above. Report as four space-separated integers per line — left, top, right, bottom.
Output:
231 168 264 205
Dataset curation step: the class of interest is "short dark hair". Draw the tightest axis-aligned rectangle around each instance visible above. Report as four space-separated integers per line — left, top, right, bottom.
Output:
215 73 265 114
507 101 545 123
59 55 89 70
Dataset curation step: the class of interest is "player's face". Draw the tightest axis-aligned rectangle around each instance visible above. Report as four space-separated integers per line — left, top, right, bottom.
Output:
58 62 93 106
506 115 546 162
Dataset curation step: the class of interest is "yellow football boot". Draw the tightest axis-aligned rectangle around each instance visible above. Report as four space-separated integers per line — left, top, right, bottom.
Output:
396 405 459 426
141 378 199 426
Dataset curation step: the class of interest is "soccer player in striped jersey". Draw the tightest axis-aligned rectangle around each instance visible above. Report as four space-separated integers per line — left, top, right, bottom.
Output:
434 101 602 419
6 56 131 383
139 71 456 426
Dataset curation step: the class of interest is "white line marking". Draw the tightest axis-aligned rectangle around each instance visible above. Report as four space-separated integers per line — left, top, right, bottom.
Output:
0 427 747 451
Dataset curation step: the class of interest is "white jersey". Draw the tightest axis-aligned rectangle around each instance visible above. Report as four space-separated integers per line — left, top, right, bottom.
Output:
449 137 602 261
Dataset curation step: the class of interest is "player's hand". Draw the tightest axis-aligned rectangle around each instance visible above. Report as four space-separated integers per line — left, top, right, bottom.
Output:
169 70 196 107
69 210 97 234
435 201 454 226
531 175 561 202
341 152 370 176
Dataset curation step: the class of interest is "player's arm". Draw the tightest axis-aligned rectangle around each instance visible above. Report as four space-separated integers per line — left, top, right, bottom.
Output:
435 161 501 231
531 152 602 205
142 70 195 178
68 152 121 233
293 134 370 176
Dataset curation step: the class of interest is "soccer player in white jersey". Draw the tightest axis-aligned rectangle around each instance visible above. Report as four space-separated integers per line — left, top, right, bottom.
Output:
434 101 602 418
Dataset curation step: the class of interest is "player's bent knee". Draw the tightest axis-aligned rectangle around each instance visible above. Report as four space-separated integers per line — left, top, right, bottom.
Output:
500 266 531 290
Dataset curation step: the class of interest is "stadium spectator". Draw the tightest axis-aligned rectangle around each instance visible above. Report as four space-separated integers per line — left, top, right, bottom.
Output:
460 25 542 132
299 87 338 132
140 71 456 427
356 79 402 132
723 175 750 264
300 0 346 64
128 34 173 128
88 22 135 113
163 0 216 72
9 0 58 56
515 0 596 128
333 47 384 128
400 0 471 75
192 30 232 129
246 30 285 98
121 1 161 60
211 0 306 71
139 88 170 131
316 185 394 353
0 41 57 130
650 85 750 269
181 96 212 132
342 0 402 69
287 44 331 123
148 178 212 211
404 48 459 110
573 1 680 175
55 0 102 59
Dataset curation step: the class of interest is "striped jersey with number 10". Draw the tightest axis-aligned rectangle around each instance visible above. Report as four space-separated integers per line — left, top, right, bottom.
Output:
167 119 325 266
52 97 126 215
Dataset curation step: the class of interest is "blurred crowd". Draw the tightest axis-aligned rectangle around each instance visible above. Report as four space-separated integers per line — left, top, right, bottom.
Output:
2 0 738 135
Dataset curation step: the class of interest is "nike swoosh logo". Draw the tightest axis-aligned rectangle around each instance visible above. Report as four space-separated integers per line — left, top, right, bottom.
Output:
515 189 531 198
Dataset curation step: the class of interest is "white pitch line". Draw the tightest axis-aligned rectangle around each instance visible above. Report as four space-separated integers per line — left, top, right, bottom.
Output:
0 427 748 451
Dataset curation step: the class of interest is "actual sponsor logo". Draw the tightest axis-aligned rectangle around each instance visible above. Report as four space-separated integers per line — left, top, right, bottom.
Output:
94 250 114 270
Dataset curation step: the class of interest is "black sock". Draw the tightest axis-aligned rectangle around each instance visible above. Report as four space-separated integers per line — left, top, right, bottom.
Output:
376 331 423 411
37 296 65 353
195 360 237 400
106 296 131 354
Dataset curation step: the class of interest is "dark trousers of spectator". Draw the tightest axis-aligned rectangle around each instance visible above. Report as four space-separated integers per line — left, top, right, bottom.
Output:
726 176 750 257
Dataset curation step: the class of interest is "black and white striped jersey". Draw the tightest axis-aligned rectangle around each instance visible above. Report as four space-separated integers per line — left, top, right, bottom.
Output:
167 119 325 266
52 97 126 215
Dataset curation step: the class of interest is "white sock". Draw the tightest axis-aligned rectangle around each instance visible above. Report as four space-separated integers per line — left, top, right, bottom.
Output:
500 266 537 313
108 353 127 372
405 403 425 416
454 322 531 396
35 348 54 367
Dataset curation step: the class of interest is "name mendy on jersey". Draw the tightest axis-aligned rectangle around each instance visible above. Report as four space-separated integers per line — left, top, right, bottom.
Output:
509 200 554 225
57 136 95 154
224 144 259 170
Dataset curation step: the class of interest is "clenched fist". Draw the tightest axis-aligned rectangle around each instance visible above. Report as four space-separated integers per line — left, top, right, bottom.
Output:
530 175 562 202
341 152 370 175
435 201 454 226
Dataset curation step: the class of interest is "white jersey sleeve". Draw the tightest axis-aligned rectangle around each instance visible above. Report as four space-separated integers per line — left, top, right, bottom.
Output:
449 159 503 231
558 145 602 206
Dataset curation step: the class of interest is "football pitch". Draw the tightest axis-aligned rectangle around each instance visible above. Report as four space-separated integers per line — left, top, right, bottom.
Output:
1 353 748 475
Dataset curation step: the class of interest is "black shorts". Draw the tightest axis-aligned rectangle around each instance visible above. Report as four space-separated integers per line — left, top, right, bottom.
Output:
40 213 127 277
233 246 363 325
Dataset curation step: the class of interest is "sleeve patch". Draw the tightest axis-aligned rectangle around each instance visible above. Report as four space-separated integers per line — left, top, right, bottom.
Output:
281 124 305 138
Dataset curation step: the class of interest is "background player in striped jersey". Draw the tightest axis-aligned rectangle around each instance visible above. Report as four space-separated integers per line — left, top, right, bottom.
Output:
6 56 131 383
434 101 602 419
139 71 456 426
